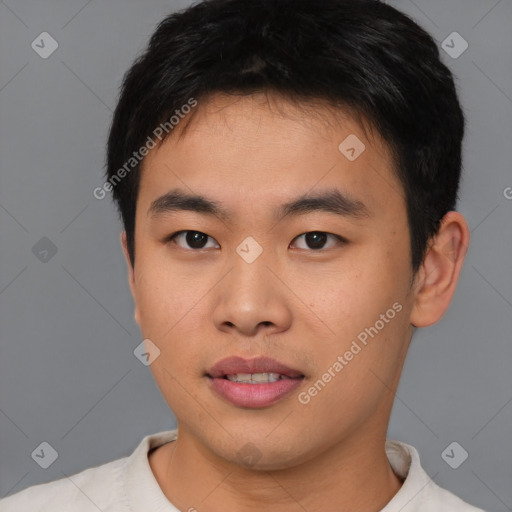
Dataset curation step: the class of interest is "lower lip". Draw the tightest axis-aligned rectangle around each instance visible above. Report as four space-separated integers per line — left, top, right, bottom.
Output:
208 376 304 408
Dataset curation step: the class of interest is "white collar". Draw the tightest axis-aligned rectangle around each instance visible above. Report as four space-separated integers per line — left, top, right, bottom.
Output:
123 429 440 512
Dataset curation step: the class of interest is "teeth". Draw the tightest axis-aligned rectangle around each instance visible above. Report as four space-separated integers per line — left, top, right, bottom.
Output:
226 372 291 383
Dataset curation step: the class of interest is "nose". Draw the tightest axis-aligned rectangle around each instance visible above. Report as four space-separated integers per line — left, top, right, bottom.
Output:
212 250 293 337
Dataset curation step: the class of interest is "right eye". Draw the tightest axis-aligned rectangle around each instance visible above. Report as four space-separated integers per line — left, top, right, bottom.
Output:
165 230 220 250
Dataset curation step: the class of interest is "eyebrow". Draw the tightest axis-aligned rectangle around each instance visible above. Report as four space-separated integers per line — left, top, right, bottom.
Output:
147 187 370 222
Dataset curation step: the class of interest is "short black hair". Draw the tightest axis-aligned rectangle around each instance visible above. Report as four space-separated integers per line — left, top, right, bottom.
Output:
105 0 465 273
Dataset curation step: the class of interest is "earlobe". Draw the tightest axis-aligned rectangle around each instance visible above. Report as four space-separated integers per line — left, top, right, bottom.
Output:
410 212 470 328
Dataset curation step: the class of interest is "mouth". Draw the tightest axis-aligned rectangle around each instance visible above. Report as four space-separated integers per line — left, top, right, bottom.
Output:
206 355 304 379
206 356 305 408
221 372 302 383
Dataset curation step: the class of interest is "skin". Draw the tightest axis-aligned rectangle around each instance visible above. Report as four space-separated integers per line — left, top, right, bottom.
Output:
121 92 470 512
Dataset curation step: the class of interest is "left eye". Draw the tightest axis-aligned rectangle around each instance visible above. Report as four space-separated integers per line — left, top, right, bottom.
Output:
291 231 344 250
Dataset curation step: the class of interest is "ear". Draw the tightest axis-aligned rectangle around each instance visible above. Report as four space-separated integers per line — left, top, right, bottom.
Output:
410 211 470 328
120 231 140 326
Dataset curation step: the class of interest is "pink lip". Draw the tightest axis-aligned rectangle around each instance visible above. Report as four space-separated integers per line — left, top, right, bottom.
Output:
208 377 303 408
206 356 305 408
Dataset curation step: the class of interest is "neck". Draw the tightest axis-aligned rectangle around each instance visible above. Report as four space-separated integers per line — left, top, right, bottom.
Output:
149 425 403 512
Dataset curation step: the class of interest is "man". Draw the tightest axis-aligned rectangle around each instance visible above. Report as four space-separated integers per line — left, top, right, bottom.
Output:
0 0 485 510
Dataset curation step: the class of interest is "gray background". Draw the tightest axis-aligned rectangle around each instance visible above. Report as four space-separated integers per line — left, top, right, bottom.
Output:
0 0 510 510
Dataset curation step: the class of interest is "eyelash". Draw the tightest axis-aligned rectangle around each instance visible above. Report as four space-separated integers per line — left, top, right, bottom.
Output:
164 230 347 251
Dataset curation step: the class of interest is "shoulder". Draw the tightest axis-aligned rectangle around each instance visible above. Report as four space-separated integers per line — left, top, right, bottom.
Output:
425 483 487 512
0 429 178 512
0 456 129 512
384 440 487 512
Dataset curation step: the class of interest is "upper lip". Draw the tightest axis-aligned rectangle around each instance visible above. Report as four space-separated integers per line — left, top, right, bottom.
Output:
207 356 304 378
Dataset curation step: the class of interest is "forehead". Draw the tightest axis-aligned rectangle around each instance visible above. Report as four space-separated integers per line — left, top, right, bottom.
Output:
169 92 382 153
137 93 404 220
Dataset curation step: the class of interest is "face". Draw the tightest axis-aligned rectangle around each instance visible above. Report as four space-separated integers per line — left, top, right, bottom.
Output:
124 93 417 469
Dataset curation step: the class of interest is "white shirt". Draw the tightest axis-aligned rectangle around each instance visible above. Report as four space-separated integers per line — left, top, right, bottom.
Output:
0 429 486 511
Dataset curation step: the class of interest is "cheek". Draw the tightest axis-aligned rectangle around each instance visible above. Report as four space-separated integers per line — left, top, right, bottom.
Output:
297 311 408 439
302 267 395 341
134 257 213 364
301 252 409 372
149 361 211 428
135 257 192 327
